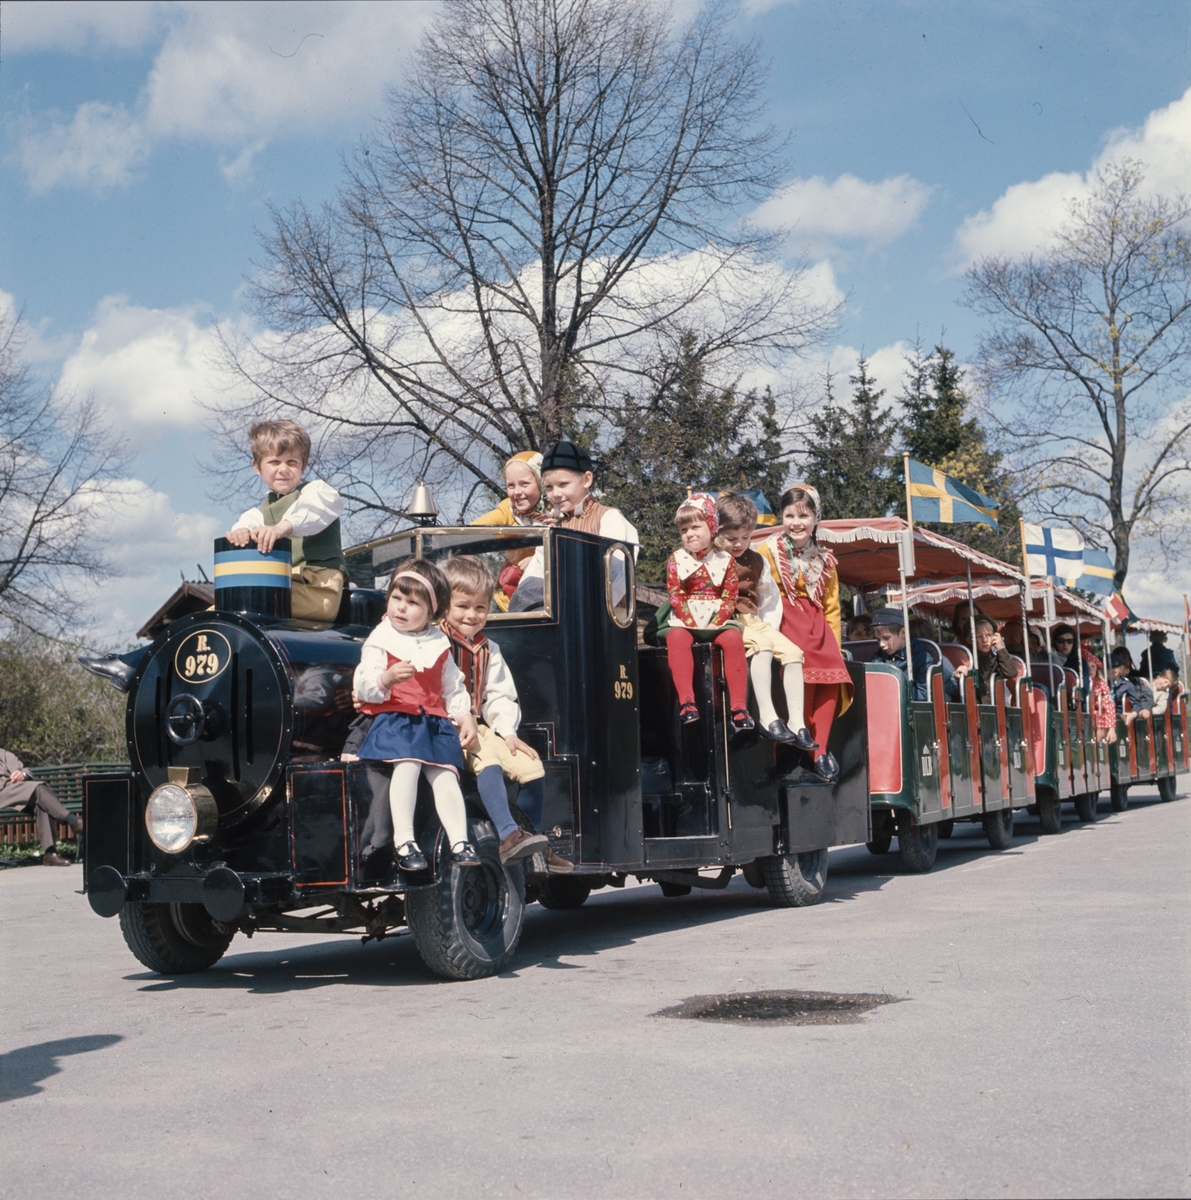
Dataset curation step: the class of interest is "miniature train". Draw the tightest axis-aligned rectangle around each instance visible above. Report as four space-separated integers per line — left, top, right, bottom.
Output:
79 521 1187 980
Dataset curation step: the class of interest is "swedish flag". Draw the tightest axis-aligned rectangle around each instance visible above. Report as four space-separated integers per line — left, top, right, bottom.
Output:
1066 546 1115 596
738 489 778 526
906 458 999 530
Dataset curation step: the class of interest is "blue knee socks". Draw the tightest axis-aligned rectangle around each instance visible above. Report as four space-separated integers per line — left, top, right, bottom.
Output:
476 766 518 841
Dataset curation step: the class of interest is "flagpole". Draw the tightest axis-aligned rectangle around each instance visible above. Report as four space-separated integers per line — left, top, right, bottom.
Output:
903 453 914 540
1019 518 1032 676
901 453 915 687
966 557 980 681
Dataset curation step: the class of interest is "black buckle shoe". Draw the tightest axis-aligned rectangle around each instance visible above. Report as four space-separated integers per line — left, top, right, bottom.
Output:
730 710 755 733
679 703 700 724
451 842 481 865
790 727 819 753
762 719 796 743
813 751 839 783
395 842 429 872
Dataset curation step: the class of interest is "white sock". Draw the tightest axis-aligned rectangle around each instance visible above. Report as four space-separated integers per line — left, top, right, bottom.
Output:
388 761 423 846
426 764 470 847
750 652 780 726
782 662 807 731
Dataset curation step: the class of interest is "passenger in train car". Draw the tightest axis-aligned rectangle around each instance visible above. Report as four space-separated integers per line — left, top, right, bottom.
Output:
438 555 573 873
947 600 987 644
1084 651 1117 742
471 451 547 609
1151 669 1177 717
953 616 1018 703
870 607 934 701
1109 647 1154 723
1139 630 1180 680
226 419 347 622
716 492 815 749
846 613 873 639
756 484 852 782
1052 623 1089 682
655 494 754 734
354 559 482 872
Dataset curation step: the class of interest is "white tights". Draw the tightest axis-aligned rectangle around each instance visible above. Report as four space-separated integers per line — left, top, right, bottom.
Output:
749 652 807 731
388 761 470 849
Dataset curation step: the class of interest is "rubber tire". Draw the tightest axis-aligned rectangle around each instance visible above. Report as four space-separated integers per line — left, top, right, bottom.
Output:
1038 791 1063 835
1110 779 1129 812
866 835 893 855
897 823 938 873
937 819 955 840
658 881 692 897
1157 775 1178 803
741 861 767 888
118 901 233 974
405 819 525 980
983 806 1014 850
1075 791 1099 822
536 876 593 910
760 849 828 907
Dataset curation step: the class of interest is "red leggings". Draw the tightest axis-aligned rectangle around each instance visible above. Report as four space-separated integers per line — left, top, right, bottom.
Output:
666 627 749 713
805 682 838 749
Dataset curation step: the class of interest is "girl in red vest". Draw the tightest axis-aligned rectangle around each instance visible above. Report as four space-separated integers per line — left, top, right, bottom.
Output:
356 559 481 872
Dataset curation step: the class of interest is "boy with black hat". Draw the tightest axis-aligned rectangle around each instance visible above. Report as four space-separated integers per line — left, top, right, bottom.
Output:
871 607 960 702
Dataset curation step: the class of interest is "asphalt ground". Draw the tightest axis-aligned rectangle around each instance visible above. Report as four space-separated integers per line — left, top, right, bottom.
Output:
2 788 1187 1200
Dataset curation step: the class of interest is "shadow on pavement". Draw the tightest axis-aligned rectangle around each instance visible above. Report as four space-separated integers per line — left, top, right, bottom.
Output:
0 1035 123 1102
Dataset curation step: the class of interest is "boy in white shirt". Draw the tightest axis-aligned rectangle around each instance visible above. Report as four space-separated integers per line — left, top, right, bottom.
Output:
226 419 347 622
441 556 573 872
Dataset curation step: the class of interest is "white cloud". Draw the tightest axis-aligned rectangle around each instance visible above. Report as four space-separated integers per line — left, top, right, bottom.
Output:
752 174 934 250
14 1 437 193
823 341 915 406
956 86 1191 265
55 296 248 443
1 1 169 54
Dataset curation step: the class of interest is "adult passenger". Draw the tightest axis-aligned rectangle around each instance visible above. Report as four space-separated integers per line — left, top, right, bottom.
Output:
1139 630 1180 680
0 750 81 866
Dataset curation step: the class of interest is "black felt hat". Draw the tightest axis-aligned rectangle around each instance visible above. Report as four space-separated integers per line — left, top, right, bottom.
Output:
541 440 594 474
871 606 905 628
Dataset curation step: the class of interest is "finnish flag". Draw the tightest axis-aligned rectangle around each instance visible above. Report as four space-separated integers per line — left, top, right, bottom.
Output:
1023 523 1084 581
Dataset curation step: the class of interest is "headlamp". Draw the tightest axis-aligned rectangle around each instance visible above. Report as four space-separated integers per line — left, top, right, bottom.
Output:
145 767 218 853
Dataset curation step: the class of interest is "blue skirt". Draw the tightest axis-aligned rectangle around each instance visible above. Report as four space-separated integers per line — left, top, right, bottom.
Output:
357 711 465 774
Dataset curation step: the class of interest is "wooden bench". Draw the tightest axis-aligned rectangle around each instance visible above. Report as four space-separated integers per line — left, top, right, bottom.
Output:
1 762 129 845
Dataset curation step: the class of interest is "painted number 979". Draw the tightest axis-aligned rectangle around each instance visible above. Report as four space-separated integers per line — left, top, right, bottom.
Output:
614 664 633 700
183 653 219 678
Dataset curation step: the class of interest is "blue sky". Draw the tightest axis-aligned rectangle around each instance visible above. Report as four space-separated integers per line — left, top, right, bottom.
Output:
2 0 1189 644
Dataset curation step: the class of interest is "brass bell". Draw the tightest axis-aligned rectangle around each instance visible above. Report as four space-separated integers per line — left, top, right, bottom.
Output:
407 480 440 525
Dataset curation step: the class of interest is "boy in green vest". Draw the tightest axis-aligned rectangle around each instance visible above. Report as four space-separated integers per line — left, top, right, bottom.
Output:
226 419 347 621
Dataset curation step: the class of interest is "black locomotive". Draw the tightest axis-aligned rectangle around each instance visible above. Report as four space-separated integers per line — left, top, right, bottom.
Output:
81 525 869 980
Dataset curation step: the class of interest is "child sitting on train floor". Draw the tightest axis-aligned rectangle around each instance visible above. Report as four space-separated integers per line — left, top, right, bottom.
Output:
354 558 481 872
655 494 753 733
226 419 347 622
716 492 816 749
439 555 573 874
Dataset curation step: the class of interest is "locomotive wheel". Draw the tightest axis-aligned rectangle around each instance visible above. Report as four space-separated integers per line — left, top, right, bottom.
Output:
937 819 955 840
760 849 827 907
658 881 692 897
741 860 767 888
1037 790 1063 835
1157 775 1178 803
865 835 893 855
535 876 593 909
118 901 233 974
405 820 525 981
897 823 938 873
1075 791 1099 822
983 806 1014 850
1110 780 1129 812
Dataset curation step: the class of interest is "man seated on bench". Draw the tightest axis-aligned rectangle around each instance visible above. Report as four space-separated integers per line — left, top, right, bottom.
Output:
0 749 82 866
870 607 960 702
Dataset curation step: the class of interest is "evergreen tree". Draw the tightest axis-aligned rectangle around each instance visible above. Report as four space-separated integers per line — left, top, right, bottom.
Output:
899 343 1022 563
802 358 900 520
598 333 790 579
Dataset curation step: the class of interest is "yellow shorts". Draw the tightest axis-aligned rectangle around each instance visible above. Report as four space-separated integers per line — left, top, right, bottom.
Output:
741 613 803 665
464 722 545 784
291 566 346 622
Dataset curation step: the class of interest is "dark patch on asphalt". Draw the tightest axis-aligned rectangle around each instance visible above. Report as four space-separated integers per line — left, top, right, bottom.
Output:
651 989 899 1025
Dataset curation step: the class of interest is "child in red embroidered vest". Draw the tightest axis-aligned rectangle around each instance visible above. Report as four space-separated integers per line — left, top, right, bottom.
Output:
657 494 753 733
355 558 481 872
756 485 852 782
440 555 572 874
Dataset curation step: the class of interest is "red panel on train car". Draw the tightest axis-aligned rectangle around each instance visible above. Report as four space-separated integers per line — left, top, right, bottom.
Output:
931 671 952 808
866 672 903 795
1027 688 1048 779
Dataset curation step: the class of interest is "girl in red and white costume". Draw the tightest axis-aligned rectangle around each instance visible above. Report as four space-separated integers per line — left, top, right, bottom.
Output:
660 493 754 733
355 558 482 872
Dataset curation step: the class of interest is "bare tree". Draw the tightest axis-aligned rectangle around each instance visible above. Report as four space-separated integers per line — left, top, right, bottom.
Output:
966 160 1191 587
0 310 127 637
216 0 835 523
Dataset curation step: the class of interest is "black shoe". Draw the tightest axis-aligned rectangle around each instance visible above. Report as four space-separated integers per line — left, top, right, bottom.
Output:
395 842 429 872
790 727 819 753
679 703 700 724
761 719 796 744
451 842 481 865
730 709 755 733
76 648 148 693
813 752 839 783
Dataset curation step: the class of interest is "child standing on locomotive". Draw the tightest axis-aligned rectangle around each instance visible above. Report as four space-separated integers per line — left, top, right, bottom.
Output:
440 555 573 873
652 494 753 733
226 419 347 622
756 485 852 782
354 559 482 872
716 492 816 749
471 450 548 607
